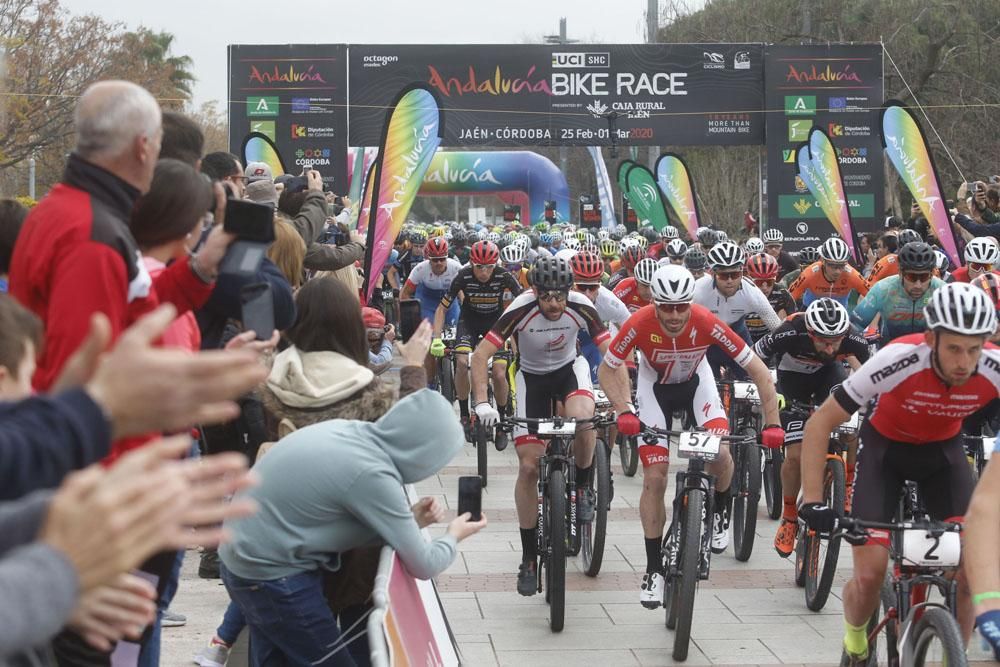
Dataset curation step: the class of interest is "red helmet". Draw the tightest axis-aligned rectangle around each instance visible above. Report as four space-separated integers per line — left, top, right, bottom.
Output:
570 251 604 282
469 240 500 265
972 272 1000 309
426 236 449 259
745 252 779 280
621 244 643 269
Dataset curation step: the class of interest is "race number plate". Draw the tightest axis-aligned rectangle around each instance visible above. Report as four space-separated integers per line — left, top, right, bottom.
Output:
537 421 577 436
441 326 457 342
901 529 961 568
593 389 611 408
677 432 722 461
733 382 759 401
985 437 995 461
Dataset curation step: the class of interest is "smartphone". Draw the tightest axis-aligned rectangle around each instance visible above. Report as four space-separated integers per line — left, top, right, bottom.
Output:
398 299 422 343
240 282 275 341
457 476 482 521
225 199 275 243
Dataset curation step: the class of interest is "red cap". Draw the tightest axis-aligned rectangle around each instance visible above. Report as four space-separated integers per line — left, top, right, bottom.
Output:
361 307 386 330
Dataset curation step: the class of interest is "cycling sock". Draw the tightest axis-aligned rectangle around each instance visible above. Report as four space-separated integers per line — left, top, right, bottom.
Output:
846 462 856 487
458 399 469 418
645 537 664 574
843 619 869 657
782 495 798 522
575 464 593 488
520 526 537 562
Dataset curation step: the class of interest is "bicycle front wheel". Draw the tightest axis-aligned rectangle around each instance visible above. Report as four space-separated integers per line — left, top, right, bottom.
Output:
439 355 455 404
617 433 639 477
805 456 845 611
582 438 610 577
546 468 567 633
474 421 489 488
669 487 704 662
763 447 784 520
732 431 761 562
909 607 968 667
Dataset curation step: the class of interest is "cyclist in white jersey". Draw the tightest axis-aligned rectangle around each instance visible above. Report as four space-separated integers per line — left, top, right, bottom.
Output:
571 251 630 381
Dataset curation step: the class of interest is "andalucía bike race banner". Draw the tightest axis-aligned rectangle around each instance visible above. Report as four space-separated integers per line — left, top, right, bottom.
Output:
624 163 670 231
361 84 444 301
795 128 860 264
654 153 703 241
881 101 962 267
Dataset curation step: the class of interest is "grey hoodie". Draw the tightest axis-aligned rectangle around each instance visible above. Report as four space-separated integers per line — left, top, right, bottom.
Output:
219 389 464 581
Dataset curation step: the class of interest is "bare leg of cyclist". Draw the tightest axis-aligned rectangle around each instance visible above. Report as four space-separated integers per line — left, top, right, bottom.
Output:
565 395 596 469
955 568 974 642
640 463 669 555
842 544 890 657
775 442 801 556
491 362 509 412
515 442 545 595
706 444 734 492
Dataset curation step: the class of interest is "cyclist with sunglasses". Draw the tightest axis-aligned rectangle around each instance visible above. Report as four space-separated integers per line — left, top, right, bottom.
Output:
753 299 870 557
471 256 610 596
850 242 944 345
788 237 870 307
948 236 1000 284
599 265 784 605
401 237 462 383
865 229 921 284
571 251 631 383
744 253 796 344
433 240 522 439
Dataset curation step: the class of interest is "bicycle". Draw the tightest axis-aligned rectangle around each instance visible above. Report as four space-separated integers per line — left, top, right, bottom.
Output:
718 379 764 562
640 423 754 661
616 370 640 478
499 415 600 632
435 325 457 404
835 515 967 667
583 391 616 578
963 428 995 480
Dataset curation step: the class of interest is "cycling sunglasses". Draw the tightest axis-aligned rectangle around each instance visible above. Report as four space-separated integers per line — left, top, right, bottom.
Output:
429 257 448 264
902 271 931 283
715 270 743 281
808 332 846 345
537 290 568 303
655 302 691 314
970 262 994 272
574 283 600 293
472 263 495 270
753 278 775 288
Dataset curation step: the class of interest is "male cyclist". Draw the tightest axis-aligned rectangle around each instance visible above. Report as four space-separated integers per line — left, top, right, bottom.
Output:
779 246 818 288
762 228 800 279
433 240 522 441
683 247 709 280
472 256 610 596
613 257 658 313
661 239 688 266
500 243 531 291
798 283 1000 662
599 265 784 607
788 237 869 307
647 226 679 260
744 253 796 344
400 237 462 382
866 229 920 284
608 242 644 288
753 299 869 557
571 251 630 382
948 236 1000 283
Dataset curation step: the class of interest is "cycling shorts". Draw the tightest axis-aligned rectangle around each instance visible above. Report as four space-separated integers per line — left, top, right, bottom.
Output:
852 420 975 523
512 357 593 446
416 284 458 325
778 364 848 444
635 357 729 468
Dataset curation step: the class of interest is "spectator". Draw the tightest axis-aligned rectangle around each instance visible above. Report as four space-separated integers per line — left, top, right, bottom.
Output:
0 199 28 292
244 161 273 185
954 182 1000 241
268 215 306 289
277 175 366 273
201 152 247 199
247 179 279 210
0 294 42 401
159 111 204 169
362 306 395 375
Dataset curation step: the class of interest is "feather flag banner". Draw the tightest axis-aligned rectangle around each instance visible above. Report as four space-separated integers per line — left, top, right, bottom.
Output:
624 163 670 232
587 146 617 229
241 132 286 179
654 153 702 242
794 128 860 264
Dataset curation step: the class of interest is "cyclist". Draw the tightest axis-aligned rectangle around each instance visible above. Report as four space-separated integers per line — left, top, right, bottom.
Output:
662 239 688 266
798 282 1000 661
400 237 462 382
433 240 522 440
850 242 943 344
744 237 765 256
753 299 870 557
471 256 610 596
501 243 531 290
598 265 784 606
866 229 920 284
399 229 428 281
571 251 630 382
613 257 658 313
973 272 1000 344
788 237 869 307
935 248 953 282
608 242 644 288
948 236 1000 283
762 228 800 279
965 442 1000 660
779 246 817 288
599 238 619 276
744 253 796 344
683 246 709 280
450 229 471 265
647 226 679 260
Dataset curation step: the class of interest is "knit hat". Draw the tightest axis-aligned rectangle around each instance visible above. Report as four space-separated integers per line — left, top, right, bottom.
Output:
246 180 278 208
266 347 374 409
245 161 273 183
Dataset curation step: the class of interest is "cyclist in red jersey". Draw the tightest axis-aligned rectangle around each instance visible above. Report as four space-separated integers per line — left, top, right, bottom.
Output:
612 257 657 312
948 236 1000 283
798 282 1000 662
599 265 785 608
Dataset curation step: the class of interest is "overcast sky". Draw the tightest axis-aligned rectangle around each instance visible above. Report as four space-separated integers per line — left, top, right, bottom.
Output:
60 0 661 108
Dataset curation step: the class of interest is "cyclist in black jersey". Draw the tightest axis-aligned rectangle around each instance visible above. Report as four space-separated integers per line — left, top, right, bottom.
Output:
433 241 522 437
745 253 796 343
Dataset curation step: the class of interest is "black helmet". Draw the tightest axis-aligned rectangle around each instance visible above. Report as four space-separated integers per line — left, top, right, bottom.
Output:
529 255 575 291
897 242 936 272
684 247 708 271
640 226 658 243
896 228 921 247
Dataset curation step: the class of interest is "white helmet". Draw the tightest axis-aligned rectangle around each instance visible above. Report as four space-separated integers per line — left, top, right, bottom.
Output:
924 282 997 336
762 228 784 244
633 258 659 286
934 249 951 273
707 242 746 269
619 238 640 255
487 231 501 244
745 237 765 254
661 225 679 240
666 238 689 259
550 231 563 243
554 247 577 262
562 236 580 250
501 243 524 264
515 235 531 250
804 298 851 337
650 265 696 303
964 237 1000 265
819 237 851 263
715 230 730 244
597 229 610 240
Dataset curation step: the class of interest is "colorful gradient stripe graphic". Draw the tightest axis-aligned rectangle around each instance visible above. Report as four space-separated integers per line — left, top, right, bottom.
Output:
654 153 702 241
361 84 444 302
881 102 961 267
795 128 859 264
241 132 286 181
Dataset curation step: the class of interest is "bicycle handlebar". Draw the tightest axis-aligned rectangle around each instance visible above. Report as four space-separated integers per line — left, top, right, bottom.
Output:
638 423 755 445
834 516 963 537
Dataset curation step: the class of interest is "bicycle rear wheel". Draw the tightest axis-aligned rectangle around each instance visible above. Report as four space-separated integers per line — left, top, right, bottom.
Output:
763 447 783 520
439 354 455 404
582 438 610 577
732 431 761 562
910 607 968 667
617 433 639 477
474 421 489 488
667 487 704 662
547 468 567 632
805 457 845 611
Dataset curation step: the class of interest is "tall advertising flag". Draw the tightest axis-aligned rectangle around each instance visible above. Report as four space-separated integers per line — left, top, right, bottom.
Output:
881 101 961 266
362 84 444 301
795 127 860 264
587 147 616 229
654 153 702 242
616 159 636 194
624 164 671 232
241 132 287 181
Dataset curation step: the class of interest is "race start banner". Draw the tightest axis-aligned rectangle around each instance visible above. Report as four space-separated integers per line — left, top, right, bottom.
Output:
764 44 884 251
228 44 348 189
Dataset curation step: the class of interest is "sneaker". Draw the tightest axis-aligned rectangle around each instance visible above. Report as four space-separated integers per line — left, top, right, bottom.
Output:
711 511 730 554
639 572 665 609
773 518 797 558
160 609 186 627
494 426 508 452
193 638 231 667
517 560 537 596
198 549 221 579
460 416 473 443
577 488 596 523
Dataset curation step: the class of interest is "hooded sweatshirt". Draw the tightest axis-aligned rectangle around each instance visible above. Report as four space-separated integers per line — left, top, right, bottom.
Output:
219 389 463 582
266 347 374 409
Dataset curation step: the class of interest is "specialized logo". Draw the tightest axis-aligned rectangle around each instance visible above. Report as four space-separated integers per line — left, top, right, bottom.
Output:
246 96 279 117
869 352 920 383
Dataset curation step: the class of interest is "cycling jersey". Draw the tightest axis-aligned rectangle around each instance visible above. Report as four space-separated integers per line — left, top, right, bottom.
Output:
612 277 650 313
866 254 898 283
833 334 1000 443
754 313 869 374
774 250 800 280
745 288 796 342
779 267 801 289
850 274 944 342
441 265 523 321
646 242 667 260
604 303 755 384
578 286 631 381
405 258 462 323
692 275 782 332
947 266 1000 284
787 261 869 306
486 290 608 375
397 250 423 283
607 267 630 289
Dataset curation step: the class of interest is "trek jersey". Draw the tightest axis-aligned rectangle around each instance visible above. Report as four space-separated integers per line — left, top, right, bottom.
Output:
485 290 609 374
850 274 945 341
405 258 463 321
604 304 755 384
441 265 523 325
867 254 899 283
745 288 796 342
754 313 870 374
692 275 782 332
788 261 869 306
833 333 1000 443
612 277 650 313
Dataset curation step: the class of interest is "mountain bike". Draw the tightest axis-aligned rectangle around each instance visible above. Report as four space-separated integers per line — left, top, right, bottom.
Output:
719 379 763 562
435 325 457 404
581 390 616 577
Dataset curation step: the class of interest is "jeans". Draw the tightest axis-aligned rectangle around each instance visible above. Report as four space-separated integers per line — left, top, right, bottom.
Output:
222 566 358 667
217 600 247 646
